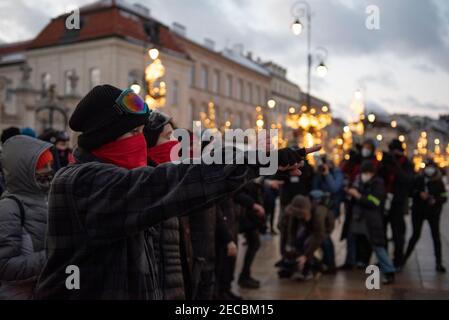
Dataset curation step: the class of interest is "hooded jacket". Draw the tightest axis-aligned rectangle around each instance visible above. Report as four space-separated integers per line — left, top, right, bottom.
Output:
34 148 255 300
0 135 52 299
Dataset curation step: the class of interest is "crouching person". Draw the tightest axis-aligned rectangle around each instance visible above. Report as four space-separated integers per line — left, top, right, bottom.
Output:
35 85 317 300
346 161 396 284
0 135 54 299
282 193 334 280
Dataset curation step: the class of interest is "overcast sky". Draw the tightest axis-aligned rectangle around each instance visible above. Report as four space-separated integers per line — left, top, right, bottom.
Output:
1 0 449 121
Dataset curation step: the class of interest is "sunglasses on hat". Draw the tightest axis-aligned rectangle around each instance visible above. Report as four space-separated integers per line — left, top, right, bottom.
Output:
114 89 150 116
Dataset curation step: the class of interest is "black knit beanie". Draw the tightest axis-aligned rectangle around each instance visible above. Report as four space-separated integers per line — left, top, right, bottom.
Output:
388 139 404 152
69 85 149 150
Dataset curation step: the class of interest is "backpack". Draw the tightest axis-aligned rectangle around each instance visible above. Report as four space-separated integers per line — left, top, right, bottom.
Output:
4 196 26 227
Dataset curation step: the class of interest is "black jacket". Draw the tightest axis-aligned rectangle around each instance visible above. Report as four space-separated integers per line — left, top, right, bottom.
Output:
236 179 265 233
349 176 386 247
279 161 314 206
35 149 255 300
412 172 447 215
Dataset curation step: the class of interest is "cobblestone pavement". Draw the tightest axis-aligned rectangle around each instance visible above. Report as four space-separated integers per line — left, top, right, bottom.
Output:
233 201 449 300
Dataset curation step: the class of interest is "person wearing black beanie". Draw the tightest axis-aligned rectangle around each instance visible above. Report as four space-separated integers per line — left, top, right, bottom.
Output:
34 84 320 300
378 138 415 270
1 127 21 145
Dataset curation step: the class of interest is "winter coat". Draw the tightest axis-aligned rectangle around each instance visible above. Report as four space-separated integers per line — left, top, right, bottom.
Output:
379 153 414 204
180 202 231 300
147 159 185 300
285 195 334 258
412 171 447 216
312 167 345 217
0 135 52 299
35 148 255 300
150 217 185 300
235 179 265 233
349 176 386 247
279 161 314 206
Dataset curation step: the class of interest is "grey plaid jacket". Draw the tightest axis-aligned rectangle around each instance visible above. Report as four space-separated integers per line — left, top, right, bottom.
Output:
35 149 255 300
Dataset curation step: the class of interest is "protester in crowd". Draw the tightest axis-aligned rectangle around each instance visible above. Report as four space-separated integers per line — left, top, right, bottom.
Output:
178 132 240 300
236 178 265 289
0 135 54 299
311 155 344 274
277 159 314 264
39 130 74 171
282 192 334 281
20 127 37 139
262 178 281 235
214 197 241 300
144 111 185 300
340 144 362 185
404 159 447 273
341 139 380 270
34 85 315 299
379 139 414 269
346 161 396 284
0 127 21 145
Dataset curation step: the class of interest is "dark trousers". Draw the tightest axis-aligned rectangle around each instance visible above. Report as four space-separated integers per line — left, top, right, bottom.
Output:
240 229 261 278
279 208 290 257
322 236 336 268
215 244 237 293
386 201 407 267
356 234 372 265
405 209 442 265
192 262 215 300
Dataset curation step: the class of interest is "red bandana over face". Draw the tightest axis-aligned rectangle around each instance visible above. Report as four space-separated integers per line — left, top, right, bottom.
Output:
147 140 180 165
92 133 147 169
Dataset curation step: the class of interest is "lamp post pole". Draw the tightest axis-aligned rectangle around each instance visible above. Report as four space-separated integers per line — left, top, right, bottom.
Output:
291 1 312 109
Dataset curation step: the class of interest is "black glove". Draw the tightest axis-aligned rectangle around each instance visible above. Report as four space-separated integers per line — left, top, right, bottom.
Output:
278 147 306 167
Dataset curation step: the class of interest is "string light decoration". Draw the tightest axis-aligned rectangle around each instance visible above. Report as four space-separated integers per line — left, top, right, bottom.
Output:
413 131 428 171
199 101 217 130
285 104 332 149
145 48 166 109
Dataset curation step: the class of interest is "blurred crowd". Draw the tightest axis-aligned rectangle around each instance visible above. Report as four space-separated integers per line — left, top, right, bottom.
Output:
0 84 447 300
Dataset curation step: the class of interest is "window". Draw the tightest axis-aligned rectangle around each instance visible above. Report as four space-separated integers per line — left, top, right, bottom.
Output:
234 112 242 128
237 79 244 101
255 85 260 105
247 83 253 103
5 79 12 102
171 79 179 107
89 68 101 89
226 75 233 97
201 65 208 90
189 65 195 87
212 70 220 93
41 73 51 92
64 70 75 95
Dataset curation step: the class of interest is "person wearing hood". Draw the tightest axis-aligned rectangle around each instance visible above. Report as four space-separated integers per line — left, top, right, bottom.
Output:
0 135 54 299
34 85 316 300
403 159 447 273
346 160 396 284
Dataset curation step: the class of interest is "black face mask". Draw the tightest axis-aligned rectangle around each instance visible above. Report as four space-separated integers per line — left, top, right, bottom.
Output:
35 171 55 192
